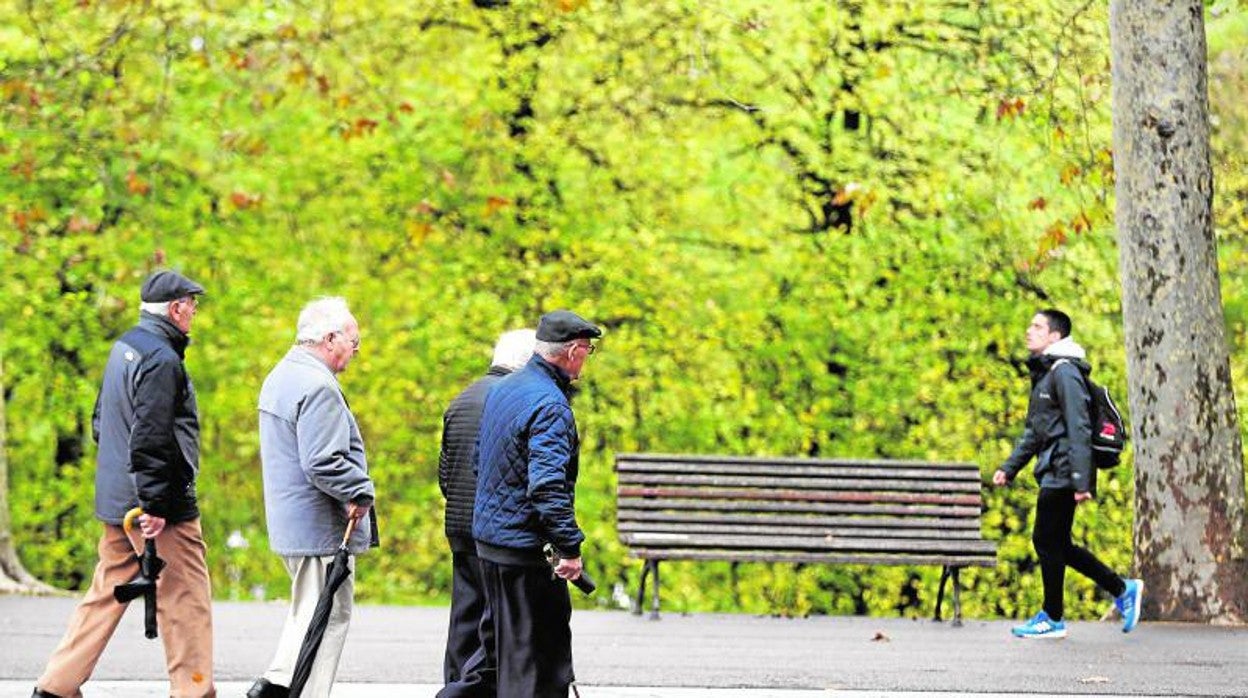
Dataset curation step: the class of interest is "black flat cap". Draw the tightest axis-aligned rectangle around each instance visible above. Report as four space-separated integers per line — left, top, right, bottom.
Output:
140 270 206 303
536 310 602 342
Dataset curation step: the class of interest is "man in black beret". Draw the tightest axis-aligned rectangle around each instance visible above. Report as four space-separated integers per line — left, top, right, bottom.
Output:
32 269 214 698
458 310 600 698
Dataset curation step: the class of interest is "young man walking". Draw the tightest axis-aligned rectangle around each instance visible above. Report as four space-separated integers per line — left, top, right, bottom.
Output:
993 308 1143 639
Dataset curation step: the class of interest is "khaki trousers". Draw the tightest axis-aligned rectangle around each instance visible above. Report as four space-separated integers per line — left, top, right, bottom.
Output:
262 554 355 698
37 519 215 698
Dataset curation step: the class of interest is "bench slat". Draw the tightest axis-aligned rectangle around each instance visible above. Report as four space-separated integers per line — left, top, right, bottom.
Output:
627 547 998 568
619 497 982 518
618 486 981 507
616 511 982 530
618 473 981 493
617 462 980 482
618 521 984 540
620 532 997 555
617 453 977 470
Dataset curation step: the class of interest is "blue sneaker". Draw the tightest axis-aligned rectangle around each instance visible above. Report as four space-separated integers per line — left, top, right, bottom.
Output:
1011 610 1067 639
1115 578 1143 633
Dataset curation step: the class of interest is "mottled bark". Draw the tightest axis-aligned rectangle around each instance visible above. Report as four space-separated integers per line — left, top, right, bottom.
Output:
1110 1 1248 623
0 351 60 594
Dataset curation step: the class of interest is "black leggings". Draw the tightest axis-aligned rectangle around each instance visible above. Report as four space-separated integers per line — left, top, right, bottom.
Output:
1033 487 1126 621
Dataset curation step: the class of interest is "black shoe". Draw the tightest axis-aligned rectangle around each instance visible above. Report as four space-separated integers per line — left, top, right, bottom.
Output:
246 678 290 698
31 689 64 698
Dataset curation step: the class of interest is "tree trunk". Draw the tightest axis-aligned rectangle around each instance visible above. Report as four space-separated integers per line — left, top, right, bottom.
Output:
1109 1 1248 623
0 350 60 594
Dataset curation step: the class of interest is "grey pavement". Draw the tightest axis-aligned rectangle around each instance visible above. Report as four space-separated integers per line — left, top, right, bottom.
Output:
1 596 1246 696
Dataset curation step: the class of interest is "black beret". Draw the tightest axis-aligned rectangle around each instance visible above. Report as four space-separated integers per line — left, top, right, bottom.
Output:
140 270 205 303
536 310 602 342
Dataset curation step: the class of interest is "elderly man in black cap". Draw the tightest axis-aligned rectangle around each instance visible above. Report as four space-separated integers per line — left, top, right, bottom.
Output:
32 270 216 698
468 310 601 698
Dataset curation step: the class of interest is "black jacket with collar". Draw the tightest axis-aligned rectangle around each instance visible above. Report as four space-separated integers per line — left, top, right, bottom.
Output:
1001 352 1096 494
439 365 511 553
92 313 201 524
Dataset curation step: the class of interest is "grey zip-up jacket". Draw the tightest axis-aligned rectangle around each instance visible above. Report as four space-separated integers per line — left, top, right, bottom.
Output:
258 346 378 556
93 313 201 524
1001 337 1097 494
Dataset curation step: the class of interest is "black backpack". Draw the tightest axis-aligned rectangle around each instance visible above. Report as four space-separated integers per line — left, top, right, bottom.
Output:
1053 360 1127 469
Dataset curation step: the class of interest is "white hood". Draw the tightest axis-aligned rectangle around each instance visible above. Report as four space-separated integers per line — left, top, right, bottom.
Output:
1043 336 1086 360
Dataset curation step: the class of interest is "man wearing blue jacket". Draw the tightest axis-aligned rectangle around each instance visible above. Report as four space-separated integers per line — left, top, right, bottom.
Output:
994 308 1142 639
473 310 601 698
437 328 536 697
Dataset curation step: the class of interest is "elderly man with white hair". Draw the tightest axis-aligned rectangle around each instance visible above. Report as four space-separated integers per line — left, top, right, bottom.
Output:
437 328 537 698
248 297 378 698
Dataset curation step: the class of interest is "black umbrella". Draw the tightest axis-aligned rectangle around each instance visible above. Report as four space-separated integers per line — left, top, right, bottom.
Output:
288 516 359 698
113 507 165 639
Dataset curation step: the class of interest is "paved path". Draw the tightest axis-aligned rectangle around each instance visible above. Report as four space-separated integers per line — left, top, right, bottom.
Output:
2 597 1246 696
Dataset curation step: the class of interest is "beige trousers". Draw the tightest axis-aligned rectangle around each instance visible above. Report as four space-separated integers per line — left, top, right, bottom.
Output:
262 554 355 698
36 519 215 698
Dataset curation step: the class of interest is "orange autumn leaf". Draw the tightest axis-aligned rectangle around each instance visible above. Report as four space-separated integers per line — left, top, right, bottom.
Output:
1038 221 1068 257
996 97 1025 121
1072 210 1092 234
1059 164 1082 186
126 170 151 195
1027 197 1047 211
230 191 262 209
485 196 512 216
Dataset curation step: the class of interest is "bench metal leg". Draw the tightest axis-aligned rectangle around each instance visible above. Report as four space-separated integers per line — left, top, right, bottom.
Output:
634 559 662 619
650 559 661 620
950 566 963 627
934 565 951 623
633 559 652 616
933 565 965 627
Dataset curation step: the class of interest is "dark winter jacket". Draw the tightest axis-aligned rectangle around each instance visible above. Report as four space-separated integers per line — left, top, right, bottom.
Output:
472 354 585 566
1001 337 1096 493
92 313 201 524
439 366 511 553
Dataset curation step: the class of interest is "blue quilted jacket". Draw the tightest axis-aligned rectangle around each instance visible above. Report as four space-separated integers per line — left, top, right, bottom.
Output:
472 354 584 563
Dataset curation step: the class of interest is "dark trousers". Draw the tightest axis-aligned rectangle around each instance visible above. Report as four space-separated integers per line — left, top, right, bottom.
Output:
1033 487 1126 621
438 552 495 698
478 558 574 698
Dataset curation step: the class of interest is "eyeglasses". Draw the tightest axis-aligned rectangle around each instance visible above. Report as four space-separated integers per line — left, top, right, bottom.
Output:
574 342 596 355
333 332 361 350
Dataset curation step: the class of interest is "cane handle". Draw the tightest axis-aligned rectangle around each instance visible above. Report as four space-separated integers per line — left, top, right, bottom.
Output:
122 507 145 534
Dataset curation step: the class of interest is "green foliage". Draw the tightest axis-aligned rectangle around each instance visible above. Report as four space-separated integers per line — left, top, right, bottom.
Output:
1 1 1244 621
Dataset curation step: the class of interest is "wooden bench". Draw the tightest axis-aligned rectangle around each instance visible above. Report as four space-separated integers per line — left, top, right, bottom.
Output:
615 453 997 625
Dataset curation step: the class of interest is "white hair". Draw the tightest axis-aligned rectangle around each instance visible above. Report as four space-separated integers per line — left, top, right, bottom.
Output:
139 301 172 317
491 329 537 371
534 339 575 358
296 297 354 344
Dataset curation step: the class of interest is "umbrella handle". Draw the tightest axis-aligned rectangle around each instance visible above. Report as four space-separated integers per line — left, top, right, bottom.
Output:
122 507 144 533
341 514 360 548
